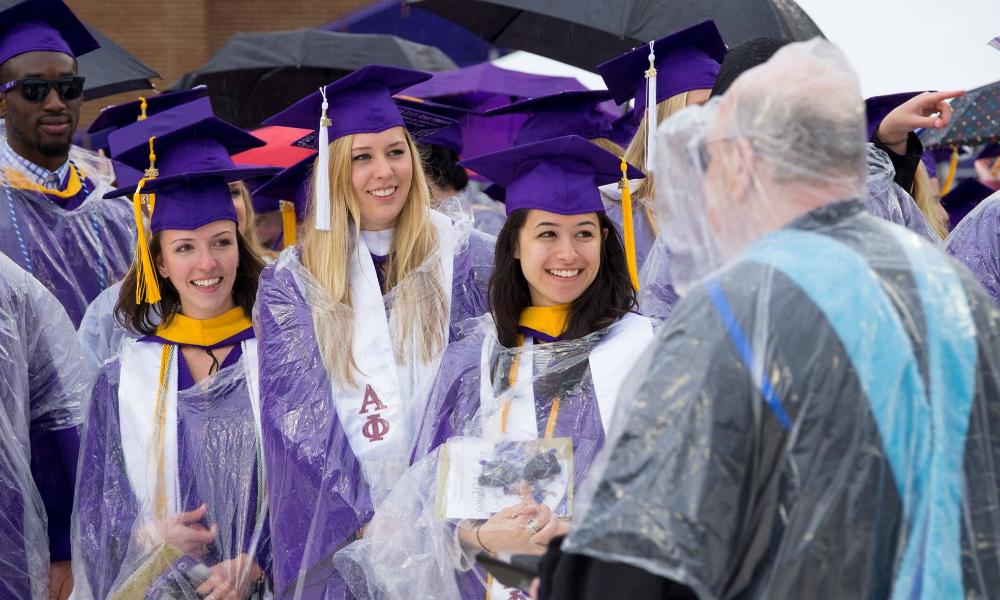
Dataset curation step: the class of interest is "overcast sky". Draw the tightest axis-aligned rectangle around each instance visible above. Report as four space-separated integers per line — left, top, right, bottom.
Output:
795 0 999 97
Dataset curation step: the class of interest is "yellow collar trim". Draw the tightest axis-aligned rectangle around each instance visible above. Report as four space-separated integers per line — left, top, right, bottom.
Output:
2 162 85 198
518 303 571 339
155 306 252 347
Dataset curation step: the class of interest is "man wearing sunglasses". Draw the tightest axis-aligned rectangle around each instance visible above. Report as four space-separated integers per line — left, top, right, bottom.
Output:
0 0 134 326
0 1 135 600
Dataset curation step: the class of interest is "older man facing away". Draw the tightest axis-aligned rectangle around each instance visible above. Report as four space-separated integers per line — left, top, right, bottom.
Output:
539 39 1000 600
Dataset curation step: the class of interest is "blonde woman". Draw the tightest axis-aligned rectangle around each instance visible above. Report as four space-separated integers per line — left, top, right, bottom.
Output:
253 66 495 597
595 21 726 277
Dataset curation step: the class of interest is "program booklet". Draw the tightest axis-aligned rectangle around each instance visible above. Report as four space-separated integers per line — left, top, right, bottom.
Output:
437 437 574 520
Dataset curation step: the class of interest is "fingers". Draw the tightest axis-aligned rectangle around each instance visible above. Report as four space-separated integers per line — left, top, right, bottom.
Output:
195 571 236 599
178 503 209 524
920 89 964 104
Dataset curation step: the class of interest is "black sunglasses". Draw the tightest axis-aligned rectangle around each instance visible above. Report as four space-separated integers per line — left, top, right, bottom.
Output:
1 76 86 103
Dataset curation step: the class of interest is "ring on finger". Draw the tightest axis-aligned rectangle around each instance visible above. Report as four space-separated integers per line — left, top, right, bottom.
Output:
525 518 541 535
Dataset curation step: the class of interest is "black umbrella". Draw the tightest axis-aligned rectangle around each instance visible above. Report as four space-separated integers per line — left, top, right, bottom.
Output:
168 28 458 129
0 0 159 101
406 0 823 70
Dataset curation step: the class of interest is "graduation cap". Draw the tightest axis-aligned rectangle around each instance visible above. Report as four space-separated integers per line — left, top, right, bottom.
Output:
108 116 279 305
483 90 615 146
395 96 466 153
460 135 645 288
105 101 274 193
263 65 432 232
0 0 99 67
250 154 315 248
597 20 726 113
597 20 725 180
941 177 996 229
87 86 209 135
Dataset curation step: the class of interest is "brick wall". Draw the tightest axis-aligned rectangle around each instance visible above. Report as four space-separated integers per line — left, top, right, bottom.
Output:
69 0 371 124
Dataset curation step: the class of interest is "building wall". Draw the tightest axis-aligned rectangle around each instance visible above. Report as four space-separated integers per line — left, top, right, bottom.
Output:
69 0 371 124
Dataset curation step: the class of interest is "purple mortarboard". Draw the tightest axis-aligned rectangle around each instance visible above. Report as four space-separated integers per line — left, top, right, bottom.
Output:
941 178 996 229
0 0 99 67
459 135 643 216
87 86 209 134
484 90 615 146
251 153 313 217
105 102 275 193
395 97 466 153
609 109 639 148
263 65 432 141
989 36 1000 52
597 20 726 114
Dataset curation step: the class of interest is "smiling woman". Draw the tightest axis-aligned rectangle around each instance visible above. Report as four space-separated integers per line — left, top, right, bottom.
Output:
72 118 277 598
334 135 657 600
253 64 496 597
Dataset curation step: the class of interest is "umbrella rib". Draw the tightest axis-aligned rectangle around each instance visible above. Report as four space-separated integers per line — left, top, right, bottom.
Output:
490 8 524 44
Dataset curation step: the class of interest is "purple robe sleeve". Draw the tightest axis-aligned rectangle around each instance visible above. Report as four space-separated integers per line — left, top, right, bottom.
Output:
946 194 1000 307
410 332 485 462
72 360 141 598
254 255 374 599
449 230 494 341
0 175 135 327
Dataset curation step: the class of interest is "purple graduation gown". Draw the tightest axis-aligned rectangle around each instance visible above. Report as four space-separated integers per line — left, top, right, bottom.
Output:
946 190 1000 307
0 254 88 599
0 146 135 326
255 224 494 599
73 329 270 598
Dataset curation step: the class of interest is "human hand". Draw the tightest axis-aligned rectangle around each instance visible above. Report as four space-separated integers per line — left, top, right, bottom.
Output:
479 501 554 556
195 554 263 600
160 503 218 558
47 560 73 600
877 90 964 154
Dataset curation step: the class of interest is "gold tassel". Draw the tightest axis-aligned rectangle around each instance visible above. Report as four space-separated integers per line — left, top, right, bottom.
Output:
941 146 959 195
138 96 148 121
280 200 297 248
132 136 161 304
619 158 640 292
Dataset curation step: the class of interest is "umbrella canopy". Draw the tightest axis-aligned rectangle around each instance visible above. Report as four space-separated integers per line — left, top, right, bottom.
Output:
919 80 1000 150
0 0 159 101
399 62 588 158
168 28 457 129
407 0 822 70
323 0 499 67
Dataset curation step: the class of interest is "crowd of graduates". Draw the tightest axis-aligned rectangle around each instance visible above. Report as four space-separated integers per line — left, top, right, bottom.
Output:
2 0 1000 599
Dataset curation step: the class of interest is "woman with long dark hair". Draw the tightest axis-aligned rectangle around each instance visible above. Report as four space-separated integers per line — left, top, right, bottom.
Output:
337 136 656 600
71 118 279 599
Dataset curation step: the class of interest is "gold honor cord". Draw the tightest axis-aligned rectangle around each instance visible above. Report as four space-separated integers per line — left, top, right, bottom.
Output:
499 334 562 439
152 344 175 520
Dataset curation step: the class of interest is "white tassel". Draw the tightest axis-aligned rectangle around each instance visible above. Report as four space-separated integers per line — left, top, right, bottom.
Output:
315 86 332 231
645 40 657 175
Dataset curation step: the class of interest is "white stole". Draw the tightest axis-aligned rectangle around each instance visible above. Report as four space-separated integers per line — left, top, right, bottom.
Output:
118 338 263 517
331 209 456 469
480 312 654 440
481 312 654 598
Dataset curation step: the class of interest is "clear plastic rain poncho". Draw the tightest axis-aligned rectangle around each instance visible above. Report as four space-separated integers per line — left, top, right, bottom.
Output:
333 309 655 600
453 184 506 238
0 253 88 599
563 39 1000 599
72 338 271 598
945 190 1000 307
0 121 135 327
254 206 494 598
864 144 940 242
